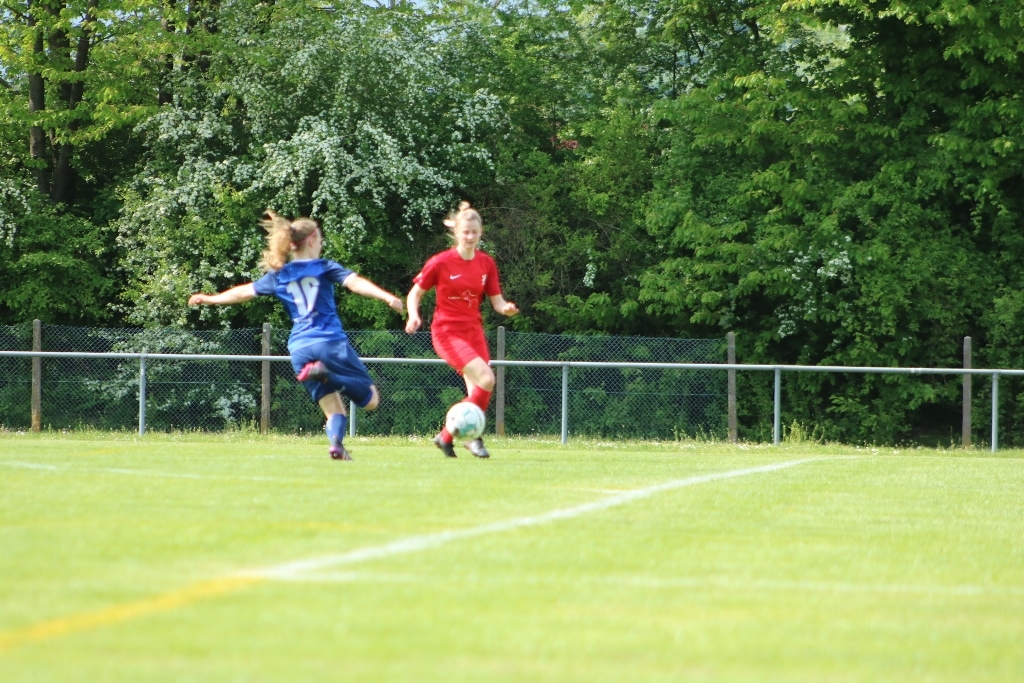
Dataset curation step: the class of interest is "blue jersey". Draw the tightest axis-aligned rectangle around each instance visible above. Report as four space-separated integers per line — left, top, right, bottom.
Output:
253 259 355 352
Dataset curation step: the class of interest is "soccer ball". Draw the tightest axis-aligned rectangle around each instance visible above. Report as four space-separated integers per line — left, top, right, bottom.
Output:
445 401 486 440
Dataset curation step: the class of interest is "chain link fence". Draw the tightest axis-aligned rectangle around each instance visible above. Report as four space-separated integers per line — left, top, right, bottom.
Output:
0 324 33 427
498 332 725 438
0 323 727 439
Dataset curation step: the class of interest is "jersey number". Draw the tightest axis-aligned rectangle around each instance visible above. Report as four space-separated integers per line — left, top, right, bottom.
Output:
285 277 320 317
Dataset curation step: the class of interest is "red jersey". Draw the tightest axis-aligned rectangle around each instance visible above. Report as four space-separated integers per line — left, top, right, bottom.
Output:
413 248 502 327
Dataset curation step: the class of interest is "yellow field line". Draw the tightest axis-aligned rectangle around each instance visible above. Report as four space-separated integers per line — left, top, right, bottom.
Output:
0 459 822 654
0 575 262 655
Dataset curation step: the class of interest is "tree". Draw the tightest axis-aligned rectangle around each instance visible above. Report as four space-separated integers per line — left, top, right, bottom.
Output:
434 0 673 334
116 0 506 329
638 0 1024 443
0 0 168 323
0 0 161 205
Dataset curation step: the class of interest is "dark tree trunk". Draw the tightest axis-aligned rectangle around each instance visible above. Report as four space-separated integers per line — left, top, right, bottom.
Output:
26 7 49 196
50 0 98 205
46 1 71 204
159 0 176 105
183 0 218 73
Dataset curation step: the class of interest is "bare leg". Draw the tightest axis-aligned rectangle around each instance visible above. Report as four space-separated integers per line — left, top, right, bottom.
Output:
461 357 495 393
317 385 380 417
318 392 347 418
363 385 380 411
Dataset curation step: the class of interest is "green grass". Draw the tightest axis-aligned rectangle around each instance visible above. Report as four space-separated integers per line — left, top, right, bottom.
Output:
1 433 1023 682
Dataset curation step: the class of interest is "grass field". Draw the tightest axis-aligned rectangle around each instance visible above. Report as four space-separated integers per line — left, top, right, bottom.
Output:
1 432 1023 682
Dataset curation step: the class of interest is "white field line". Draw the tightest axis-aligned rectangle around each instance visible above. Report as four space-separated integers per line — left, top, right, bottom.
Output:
3 461 61 470
603 575 1024 596
281 570 1024 598
0 460 290 482
241 458 820 581
271 571 425 584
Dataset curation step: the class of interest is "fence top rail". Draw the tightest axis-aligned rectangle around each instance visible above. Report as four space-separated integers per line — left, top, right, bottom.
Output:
1 350 1022 376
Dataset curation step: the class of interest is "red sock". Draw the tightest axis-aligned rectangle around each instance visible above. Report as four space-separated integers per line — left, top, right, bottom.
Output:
439 426 454 444
468 386 492 412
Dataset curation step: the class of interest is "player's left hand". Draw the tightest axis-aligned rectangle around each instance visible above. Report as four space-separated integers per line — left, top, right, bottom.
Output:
388 296 405 314
503 302 520 317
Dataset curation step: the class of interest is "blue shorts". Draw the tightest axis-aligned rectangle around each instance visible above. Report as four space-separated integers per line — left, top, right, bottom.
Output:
290 340 376 407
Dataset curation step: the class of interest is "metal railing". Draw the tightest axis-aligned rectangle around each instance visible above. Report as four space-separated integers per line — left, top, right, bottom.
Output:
1 322 725 440
0 349 1017 451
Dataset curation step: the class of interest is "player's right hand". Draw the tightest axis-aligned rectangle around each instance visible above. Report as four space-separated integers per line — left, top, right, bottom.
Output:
188 294 208 306
405 315 421 334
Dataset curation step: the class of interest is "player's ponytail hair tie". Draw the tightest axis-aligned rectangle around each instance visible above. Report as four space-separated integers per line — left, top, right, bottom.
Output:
259 210 320 272
444 201 482 231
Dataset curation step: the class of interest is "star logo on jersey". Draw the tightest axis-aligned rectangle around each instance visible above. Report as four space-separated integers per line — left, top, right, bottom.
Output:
447 290 477 308
482 274 488 285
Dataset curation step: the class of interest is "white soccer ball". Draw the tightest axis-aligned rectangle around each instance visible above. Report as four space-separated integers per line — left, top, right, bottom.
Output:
445 401 486 440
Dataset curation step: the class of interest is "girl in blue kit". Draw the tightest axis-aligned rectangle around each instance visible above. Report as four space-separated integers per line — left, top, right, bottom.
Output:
188 211 404 461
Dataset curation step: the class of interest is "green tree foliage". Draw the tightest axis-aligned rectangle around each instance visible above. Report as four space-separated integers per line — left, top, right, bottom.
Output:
116 0 506 329
440 0 669 334
4 0 1024 444
638 0 1024 443
0 184 116 323
0 0 158 203
0 0 163 323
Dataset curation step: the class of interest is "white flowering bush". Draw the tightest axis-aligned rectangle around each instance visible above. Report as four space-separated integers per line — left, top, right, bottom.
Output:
0 178 31 248
117 0 507 327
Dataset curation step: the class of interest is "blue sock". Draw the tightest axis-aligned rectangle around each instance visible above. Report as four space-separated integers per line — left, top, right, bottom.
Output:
326 413 347 448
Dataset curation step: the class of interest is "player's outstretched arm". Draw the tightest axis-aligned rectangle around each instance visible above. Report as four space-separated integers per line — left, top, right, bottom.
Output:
489 294 519 317
188 284 257 307
343 274 404 314
405 284 426 333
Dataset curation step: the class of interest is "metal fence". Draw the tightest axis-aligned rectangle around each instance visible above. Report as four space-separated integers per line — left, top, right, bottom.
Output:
0 323 727 440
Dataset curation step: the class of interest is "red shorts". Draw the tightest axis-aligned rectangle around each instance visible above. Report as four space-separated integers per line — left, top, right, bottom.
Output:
431 324 490 374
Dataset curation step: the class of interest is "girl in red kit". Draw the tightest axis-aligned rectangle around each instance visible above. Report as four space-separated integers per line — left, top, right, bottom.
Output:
405 202 519 458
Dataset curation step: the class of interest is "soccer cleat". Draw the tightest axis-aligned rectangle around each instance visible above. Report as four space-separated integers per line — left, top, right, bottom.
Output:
296 361 329 383
329 445 352 461
433 434 457 458
465 438 490 459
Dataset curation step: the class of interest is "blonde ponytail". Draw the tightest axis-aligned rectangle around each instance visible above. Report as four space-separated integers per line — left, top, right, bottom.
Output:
259 211 320 271
443 201 482 233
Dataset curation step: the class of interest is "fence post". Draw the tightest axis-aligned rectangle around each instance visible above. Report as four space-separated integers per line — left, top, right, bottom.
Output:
727 332 737 444
561 363 569 445
495 326 506 436
350 400 356 437
31 319 41 432
261 324 271 435
962 336 971 448
773 367 781 446
991 372 999 453
138 354 147 437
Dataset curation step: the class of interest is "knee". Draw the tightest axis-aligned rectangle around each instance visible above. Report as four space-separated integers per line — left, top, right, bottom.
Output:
463 359 495 391
363 387 380 411
479 367 495 392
